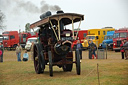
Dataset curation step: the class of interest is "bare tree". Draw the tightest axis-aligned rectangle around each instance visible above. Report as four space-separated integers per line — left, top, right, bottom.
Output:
0 10 5 30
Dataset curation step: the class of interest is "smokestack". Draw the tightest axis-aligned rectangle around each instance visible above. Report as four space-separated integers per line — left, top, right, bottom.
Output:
56 10 64 14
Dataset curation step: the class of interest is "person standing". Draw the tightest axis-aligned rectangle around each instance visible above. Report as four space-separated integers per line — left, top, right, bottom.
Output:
0 42 4 62
88 39 97 59
121 39 128 60
120 40 125 59
76 40 83 59
22 50 29 61
16 43 22 61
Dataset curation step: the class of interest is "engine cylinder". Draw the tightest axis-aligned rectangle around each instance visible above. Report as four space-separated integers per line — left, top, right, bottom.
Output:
40 11 52 20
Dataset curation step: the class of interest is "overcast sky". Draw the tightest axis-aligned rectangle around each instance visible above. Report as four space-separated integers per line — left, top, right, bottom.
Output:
0 0 128 34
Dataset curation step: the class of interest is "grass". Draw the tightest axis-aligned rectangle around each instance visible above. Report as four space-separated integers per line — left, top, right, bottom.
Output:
0 50 128 85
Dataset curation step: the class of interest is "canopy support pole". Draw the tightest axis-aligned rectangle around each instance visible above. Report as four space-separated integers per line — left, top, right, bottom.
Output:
75 18 82 40
58 18 60 40
50 21 59 41
72 16 74 40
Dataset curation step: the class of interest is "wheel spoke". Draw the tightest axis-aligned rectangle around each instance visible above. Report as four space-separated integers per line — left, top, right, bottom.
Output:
36 63 39 71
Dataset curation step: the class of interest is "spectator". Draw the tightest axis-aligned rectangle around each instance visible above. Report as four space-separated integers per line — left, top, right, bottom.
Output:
121 39 128 60
88 39 97 59
0 50 2 56
22 50 29 61
0 42 4 62
120 40 125 59
76 40 83 59
16 43 22 61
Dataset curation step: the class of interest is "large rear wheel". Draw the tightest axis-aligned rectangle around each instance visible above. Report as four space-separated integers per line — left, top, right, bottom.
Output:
33 45 43 74
75 49 81 75
48 51 53 77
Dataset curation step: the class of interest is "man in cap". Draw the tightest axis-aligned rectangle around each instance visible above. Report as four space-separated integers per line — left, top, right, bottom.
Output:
88 39 97 59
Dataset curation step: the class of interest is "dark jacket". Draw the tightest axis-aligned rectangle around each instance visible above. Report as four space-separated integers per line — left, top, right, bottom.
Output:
76 43 83 50
122 42 128 50
88 42 97 51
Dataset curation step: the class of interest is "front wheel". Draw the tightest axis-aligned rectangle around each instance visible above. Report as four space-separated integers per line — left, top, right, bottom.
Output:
75 49 81 75
48 51 53 77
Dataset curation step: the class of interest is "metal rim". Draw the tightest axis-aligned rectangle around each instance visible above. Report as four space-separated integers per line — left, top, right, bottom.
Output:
33 45 42 74
75 49 81 75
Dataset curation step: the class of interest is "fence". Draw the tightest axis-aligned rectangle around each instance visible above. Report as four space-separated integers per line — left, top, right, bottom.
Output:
97 49 105 59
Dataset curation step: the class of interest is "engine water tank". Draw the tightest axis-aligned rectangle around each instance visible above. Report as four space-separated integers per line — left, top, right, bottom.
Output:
40 11 52 20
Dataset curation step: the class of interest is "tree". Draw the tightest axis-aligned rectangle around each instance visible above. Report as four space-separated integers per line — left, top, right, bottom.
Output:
25 23 31 32
0 10 5 30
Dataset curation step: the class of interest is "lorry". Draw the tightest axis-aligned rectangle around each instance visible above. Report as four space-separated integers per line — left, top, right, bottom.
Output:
19 32 38 48
2 31 38 50
72 30 88 50
113 28 128 52
99 31 115 49
82 27 115 48
2 31 19 49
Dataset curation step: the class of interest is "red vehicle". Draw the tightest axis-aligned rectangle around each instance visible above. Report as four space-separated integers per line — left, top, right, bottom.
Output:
19 32 38 48
2 31 38 49
113 28 128 52
2 31 19 49
72 30 88 50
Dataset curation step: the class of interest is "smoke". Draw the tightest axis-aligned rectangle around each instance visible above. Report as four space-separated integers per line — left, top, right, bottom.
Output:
0 0 61 14
0 10 6 30
13 0 40 13
40 0 61 13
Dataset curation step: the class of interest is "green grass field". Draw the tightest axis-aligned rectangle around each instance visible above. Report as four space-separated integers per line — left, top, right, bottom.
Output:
0 50 128 85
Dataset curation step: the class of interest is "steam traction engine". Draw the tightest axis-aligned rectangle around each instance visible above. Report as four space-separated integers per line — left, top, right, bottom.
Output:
30 11 84 76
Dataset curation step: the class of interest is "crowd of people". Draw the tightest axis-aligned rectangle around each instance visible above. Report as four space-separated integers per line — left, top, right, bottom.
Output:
0 42 29 62
76 39 128 60
0 39 128 63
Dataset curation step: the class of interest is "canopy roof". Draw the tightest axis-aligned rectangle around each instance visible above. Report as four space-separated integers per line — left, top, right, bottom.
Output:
30 13 84 29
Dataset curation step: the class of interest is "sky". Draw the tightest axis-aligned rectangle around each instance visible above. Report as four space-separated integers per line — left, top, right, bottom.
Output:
0 0 128 34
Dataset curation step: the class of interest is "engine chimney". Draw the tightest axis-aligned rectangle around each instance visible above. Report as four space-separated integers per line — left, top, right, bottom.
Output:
56 10 64 14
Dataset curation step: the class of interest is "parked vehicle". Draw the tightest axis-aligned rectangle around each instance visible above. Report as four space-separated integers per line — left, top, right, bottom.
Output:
82 27 115 48
72 30 88 50
19 32 38 48
0 35 3 43
113 28 128 52
2 31 19 50
25 37 37 51
2 31 38 50
100 31 115 49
